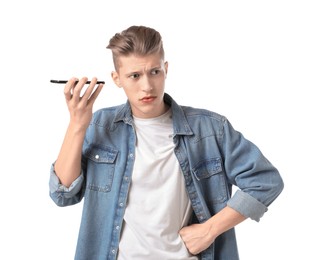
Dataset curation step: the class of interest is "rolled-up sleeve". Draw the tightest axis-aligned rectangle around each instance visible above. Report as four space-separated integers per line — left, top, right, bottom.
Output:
49 163 85 207
227 190 267 221
222 118 284 222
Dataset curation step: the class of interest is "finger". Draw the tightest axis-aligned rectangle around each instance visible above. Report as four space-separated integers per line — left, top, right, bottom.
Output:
80 77 98 102
179 226 190 238
72 77 88 102
64 77 78 101
87 83 104 106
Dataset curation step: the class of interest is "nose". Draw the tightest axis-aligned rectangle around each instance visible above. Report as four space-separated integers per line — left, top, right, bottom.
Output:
141 76 153 92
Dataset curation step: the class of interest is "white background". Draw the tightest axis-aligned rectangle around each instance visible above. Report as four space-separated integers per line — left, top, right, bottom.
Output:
0 0 308 259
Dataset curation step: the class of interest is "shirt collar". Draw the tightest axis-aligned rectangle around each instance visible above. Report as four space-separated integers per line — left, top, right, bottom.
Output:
113 93 193 136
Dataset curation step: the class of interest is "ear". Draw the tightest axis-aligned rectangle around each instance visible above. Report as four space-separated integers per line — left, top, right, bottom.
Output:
111 71 122 88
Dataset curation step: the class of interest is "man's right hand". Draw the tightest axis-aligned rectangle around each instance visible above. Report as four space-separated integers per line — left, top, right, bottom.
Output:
54 76 104 187
64 76 104 132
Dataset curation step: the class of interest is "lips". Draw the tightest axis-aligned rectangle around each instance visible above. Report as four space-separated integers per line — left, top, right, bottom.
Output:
140 96 156 102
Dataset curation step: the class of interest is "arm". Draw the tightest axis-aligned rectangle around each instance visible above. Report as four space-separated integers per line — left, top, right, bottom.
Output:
222 118 284 219
179 206 246 255
180 118 283 255
54 77 104 187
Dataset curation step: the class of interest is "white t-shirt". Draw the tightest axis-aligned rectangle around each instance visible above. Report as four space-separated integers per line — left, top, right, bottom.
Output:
117 109 198 260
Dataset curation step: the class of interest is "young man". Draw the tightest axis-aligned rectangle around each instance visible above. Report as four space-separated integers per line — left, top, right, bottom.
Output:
49 25 284 260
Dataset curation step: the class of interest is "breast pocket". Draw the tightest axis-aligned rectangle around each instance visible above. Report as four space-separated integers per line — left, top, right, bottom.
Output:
192 157 228 204
85 145 118 192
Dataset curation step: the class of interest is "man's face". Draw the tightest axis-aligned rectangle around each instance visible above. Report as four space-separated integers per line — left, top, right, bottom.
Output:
112 53 168 119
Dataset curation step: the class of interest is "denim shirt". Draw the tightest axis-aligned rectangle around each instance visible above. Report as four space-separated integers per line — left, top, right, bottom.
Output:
49 93 284 260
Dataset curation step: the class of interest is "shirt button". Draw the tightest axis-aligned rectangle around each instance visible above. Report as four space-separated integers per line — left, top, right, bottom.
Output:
124 176 129 181
111 249 116 254
116 225 120 230
119 202 124 207
129 153 134 158
95 154 99 159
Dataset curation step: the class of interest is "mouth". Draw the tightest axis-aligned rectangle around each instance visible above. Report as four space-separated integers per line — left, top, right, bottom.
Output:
140 96 156 102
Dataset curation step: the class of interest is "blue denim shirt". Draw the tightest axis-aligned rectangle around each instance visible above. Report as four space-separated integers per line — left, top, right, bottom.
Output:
49 93 284 260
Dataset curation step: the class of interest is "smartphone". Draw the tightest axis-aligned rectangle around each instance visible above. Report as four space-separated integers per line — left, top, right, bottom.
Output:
50 80 105 84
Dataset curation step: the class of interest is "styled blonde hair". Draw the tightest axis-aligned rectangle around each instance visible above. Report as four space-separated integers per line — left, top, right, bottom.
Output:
106 25 165 70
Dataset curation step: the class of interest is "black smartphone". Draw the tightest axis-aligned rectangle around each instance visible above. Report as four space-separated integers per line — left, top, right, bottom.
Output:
50 80 105 84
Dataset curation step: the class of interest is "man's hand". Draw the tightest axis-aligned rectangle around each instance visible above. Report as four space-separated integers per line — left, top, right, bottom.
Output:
179 206 247 255
179 222 215 255
54 76 104 187
64 76 104 131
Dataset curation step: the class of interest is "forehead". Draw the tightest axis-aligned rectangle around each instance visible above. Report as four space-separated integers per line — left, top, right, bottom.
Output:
117 53 164 73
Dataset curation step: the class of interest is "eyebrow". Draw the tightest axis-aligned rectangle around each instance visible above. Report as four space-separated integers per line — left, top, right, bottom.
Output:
125 66 162 77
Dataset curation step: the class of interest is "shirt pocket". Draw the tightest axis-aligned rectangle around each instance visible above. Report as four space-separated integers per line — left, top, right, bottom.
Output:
192 157 228 204
85 145 118 192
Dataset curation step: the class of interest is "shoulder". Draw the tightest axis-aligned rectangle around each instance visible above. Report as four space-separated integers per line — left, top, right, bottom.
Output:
91 104 126 127
181 105 227 124
166 93 228 131
93 104 124 116
176 105 229 137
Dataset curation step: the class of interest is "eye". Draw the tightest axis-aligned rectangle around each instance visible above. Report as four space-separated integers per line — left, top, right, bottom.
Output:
150 69 160 75
129 73 140 79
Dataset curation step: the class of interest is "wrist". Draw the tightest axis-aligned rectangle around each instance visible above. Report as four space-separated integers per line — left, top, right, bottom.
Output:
204 219 220 241
68 121 88 135
204 206 247 239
